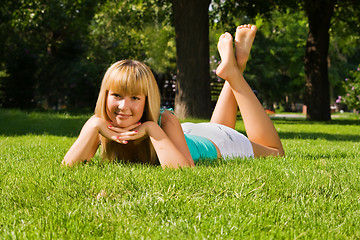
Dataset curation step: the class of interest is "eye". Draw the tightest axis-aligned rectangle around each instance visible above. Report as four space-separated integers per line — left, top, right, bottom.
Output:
131 96 140 101
111 92 121 98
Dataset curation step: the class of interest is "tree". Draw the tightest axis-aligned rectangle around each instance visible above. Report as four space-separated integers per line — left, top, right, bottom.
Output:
87 0 175 73
303 0 335 120
0 0 39 108
3 0 358 116
87 0 177 109
172 0 212 119
1 0 102 109
1 0 178 110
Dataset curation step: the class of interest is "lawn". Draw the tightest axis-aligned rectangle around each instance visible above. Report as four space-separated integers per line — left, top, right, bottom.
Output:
0 109 360 239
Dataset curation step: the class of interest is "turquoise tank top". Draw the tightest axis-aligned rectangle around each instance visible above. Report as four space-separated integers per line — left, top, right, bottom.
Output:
158 109 218 161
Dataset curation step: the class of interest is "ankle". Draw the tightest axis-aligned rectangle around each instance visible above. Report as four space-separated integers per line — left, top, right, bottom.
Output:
226 66 243 80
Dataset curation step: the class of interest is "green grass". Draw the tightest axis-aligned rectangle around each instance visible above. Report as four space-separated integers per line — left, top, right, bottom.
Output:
1 109 360 239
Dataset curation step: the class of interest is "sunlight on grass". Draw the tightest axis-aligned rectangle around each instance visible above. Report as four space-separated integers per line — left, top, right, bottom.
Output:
0 109 360 238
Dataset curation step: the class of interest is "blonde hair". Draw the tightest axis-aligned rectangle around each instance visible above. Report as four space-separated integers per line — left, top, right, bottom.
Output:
94 60 160 164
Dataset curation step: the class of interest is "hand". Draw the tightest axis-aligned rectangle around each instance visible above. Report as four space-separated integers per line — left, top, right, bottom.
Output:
107 121 152 144
91 116 139 144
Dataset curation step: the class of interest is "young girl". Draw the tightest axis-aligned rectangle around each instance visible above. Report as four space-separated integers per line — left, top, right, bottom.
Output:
62 24 284 169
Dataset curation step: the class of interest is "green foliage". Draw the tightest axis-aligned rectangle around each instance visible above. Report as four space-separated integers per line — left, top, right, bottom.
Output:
210 6 309 109
210 0 360 113
328 3 360 103
337 65 360 112
210 0 299 31
209 10 308 109
247 11 307 109
0 0 175 110
88 0 175 73
1 110 360 238
2 0 360 112
1 0 102 109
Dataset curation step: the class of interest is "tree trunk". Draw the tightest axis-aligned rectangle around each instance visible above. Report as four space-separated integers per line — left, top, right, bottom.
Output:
303 0 335 121
172 0 211 119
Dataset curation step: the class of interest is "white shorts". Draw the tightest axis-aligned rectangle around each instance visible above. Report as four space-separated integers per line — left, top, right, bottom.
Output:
181 122 254 159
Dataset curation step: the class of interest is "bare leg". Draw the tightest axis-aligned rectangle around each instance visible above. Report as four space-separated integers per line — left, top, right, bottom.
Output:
210 33 238 128
216 26 284 157
210 26 257 128
210 81 237 128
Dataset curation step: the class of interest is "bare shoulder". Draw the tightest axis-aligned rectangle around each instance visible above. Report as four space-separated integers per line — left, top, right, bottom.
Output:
160 110 180 127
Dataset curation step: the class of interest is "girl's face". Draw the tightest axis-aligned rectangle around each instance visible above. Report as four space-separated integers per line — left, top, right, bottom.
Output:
106 90 146 128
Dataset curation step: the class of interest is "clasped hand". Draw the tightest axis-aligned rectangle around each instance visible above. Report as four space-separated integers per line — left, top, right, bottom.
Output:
95 117 150 145
109 122 146 144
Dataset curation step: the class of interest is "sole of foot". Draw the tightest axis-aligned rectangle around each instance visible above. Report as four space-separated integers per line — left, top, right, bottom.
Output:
234 24 257 73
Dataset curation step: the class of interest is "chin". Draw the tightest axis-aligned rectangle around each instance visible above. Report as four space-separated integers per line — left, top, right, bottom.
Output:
116 120 138 128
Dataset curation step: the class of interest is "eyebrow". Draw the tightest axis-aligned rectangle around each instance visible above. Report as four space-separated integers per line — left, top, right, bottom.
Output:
109 90 144 96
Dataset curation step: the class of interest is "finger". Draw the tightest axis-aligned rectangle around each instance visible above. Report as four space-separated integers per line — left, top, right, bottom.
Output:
117 131 146 142
107 125 130 133
100 127 129 144
123 122 142 131
116 132 138 142
114 136 128 144
108 122 141 133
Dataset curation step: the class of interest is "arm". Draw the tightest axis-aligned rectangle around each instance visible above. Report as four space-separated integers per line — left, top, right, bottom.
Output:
62 116 140 167
157 111 194 168
62 116 101 167
147 121 195 168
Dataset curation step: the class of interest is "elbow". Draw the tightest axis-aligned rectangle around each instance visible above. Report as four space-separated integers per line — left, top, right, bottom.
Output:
61 159 73 167
187 157 195 167
161 159 195 169
61 155 81 167
277 148 285 157
184 161 195 168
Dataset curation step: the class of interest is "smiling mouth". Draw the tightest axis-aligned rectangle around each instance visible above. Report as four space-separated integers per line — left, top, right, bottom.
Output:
115 112 131 119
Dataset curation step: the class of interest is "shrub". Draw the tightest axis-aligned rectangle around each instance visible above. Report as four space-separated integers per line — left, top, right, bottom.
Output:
336 64 360 113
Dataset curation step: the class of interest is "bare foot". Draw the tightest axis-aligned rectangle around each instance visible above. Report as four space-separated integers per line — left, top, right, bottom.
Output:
235 24 257 73
215 32 239 80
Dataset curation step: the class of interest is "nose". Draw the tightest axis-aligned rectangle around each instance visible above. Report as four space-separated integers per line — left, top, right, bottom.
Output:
117 97 130 111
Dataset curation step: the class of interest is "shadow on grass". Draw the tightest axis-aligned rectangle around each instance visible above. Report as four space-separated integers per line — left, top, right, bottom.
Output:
0 109 90 137
1 109 359 142
272 117 360 126
279 132 360 142
272 118 360 142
